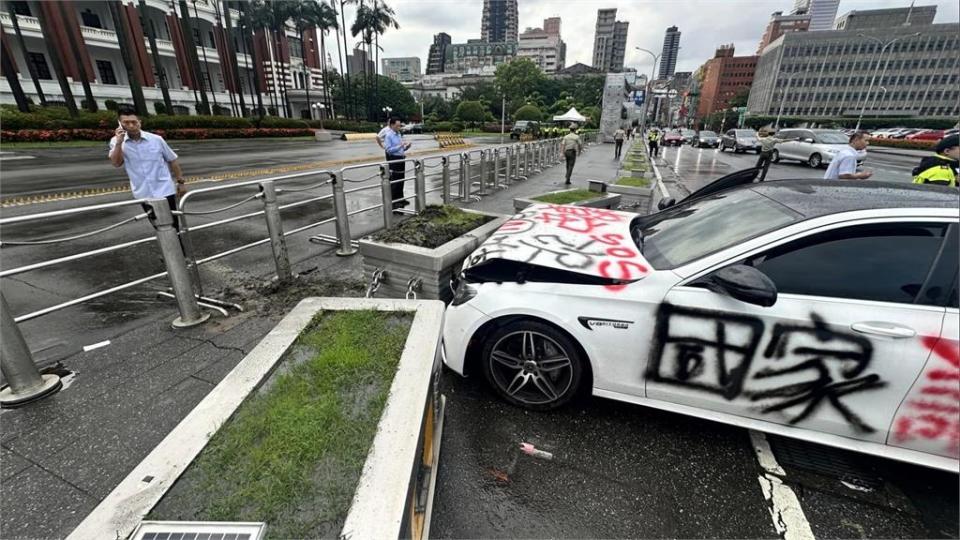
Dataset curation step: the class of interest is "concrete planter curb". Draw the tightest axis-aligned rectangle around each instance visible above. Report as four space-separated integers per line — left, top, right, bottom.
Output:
513 189 622 212
67 297 447 540
608 183 654 198
360 210 509 302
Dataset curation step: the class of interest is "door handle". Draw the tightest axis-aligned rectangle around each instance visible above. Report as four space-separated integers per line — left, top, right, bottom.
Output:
850 322 916 339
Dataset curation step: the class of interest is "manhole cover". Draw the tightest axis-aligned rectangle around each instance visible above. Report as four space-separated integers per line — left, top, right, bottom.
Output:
767 435 883 490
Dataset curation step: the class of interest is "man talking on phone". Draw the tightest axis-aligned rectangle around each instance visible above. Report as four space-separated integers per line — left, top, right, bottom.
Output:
109 104 185 228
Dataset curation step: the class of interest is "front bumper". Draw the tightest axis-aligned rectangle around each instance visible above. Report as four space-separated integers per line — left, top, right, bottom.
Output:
441 302 491 375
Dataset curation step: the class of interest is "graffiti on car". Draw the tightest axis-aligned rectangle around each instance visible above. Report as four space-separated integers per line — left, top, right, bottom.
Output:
892 336 960 457
647 304 887 433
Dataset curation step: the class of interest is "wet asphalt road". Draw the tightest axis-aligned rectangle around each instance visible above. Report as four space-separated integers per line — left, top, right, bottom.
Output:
655 142 918 194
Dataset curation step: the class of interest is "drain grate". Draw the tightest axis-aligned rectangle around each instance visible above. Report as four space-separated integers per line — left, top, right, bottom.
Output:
130 521 267 540
767 435 883 490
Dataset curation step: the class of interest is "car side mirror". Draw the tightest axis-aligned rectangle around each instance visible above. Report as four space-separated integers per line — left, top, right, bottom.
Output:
803 138 815 143
657 197 676 210
694 265 777 307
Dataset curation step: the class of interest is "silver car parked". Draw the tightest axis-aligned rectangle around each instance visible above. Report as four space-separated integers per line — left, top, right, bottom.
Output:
773 129 863 168
720 129 761 153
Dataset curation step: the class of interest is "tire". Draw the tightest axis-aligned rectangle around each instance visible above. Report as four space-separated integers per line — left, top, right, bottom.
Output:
481 320 585 410
808 153 822 168
771 149 780 163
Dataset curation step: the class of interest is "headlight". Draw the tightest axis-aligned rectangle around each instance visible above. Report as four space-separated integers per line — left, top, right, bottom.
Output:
450 279 478 306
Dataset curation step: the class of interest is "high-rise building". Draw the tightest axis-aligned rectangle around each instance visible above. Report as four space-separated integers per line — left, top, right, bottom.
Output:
381 57 422 82
658 26 681 79
481 0 518 43
592 8 629 72
426 32 452 75
748 6 959 119
347 47 375 76
834 5 936 30
543 17 561 36
793 0 841 31
696 45 758 118
757 11 811 53
445 40 517 74
518 27 565 74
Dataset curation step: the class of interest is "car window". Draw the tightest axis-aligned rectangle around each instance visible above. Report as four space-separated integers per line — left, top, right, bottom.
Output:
779 130 798 139
735 130 757 137
638 189 801 270
700 131 717 137
726 130 734 137
815 131 848 144
751 223 948 305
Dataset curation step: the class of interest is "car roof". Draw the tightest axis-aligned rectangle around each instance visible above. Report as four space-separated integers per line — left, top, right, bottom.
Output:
744 180 959 218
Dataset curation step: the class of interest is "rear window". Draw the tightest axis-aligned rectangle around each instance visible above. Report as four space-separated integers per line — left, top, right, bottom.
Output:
735 130 757 136
638 189 801 269
700 131 717 137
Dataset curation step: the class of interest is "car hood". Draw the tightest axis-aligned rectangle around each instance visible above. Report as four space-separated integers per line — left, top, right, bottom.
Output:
462 204 651 283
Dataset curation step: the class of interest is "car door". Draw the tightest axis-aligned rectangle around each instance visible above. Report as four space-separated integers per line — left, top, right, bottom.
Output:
646 219 951 445
723 130 735 149
777 129 800 160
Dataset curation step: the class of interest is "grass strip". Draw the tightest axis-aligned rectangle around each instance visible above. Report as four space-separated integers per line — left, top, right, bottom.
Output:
0 136 315 149
532 189 600 205
148 310 412 538
371 204 490 248
616 176 650 188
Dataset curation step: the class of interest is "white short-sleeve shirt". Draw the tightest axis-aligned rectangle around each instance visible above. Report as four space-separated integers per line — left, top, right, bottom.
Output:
108 131 178 199
823 146 859 180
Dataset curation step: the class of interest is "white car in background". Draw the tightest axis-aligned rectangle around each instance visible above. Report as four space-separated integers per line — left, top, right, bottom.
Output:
772 128 864 168
443 181 959 471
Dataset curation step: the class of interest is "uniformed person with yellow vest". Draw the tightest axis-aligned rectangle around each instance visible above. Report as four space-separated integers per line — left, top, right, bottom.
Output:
913 134 958 187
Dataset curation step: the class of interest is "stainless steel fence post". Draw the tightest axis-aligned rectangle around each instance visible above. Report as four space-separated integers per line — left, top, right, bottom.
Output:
147 198 209 328
175 213 203 297
259 180 292 282
379 165 394 229
460 153 471 201
504 146 513 184
535 142 543 173
414 159 427 211
478 150 488 196
522 143 529 177
0 292 61 408
441 156 451 204
492 148 501 189
330 171 358 256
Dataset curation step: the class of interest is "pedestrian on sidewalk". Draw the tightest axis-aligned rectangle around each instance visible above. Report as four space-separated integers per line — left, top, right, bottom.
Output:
613 127 626 159
823 131 872 180
109 105 185 229
912 134 958 187
625 126 633 140
382 116 412 210
756 128 785 181
647 128 660 157
561 124 583 185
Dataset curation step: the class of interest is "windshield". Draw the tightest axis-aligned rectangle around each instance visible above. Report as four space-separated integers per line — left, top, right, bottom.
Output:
700 131 717 137
682 129 696 136
735 130 757 138
637 189 801 270
816 131 849 144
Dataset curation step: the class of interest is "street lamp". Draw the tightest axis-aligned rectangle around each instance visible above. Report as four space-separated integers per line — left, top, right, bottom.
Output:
635 47 661 136
312 102 326 130
854 32 920 131
775 69 808 130
382 106 393 122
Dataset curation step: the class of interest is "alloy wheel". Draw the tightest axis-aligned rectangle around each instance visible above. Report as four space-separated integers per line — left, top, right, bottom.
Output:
488 330 574 406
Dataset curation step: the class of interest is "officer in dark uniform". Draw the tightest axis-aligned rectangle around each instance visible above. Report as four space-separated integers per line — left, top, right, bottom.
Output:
913 134 958 187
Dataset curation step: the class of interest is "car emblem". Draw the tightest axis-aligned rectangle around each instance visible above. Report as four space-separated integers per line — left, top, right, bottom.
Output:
578 317 633 331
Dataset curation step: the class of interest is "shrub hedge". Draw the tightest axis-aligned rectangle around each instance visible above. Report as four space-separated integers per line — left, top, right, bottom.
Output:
869 138 937 150
1 127 315 143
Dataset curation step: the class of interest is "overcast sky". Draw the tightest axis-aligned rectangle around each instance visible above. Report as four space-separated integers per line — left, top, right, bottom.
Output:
327 0 959 74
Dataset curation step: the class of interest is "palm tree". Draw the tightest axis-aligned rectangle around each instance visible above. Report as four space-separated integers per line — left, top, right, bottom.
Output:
367 1 398 120
6 3 45 105
338 0 359 119
56 2 97 111
249 0 292 117
0 22 30 111
221 0 246 117
238 3 267 119
287 0 337 123
138 0 174 114
350 3 375 120
106 0 147 115
31 1 77 116
178 0 210 114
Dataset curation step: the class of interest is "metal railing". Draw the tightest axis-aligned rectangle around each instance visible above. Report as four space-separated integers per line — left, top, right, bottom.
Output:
0 135 591 402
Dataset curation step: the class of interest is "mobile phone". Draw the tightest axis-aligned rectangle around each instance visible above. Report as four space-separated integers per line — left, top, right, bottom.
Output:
117 120 126 135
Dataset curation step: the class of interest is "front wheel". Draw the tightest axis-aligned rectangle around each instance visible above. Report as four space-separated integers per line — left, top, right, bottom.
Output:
482 320 585 410
808 153 822 168
771 149 780 163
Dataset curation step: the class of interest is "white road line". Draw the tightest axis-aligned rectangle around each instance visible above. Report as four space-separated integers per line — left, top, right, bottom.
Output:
749 430 816 540
82 340 111 352
0 155 36 161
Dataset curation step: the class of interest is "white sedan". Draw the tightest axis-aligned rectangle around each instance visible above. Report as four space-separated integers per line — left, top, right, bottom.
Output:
443 180 959 471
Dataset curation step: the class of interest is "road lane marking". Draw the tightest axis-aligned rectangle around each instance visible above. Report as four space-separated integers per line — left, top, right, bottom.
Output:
82 340 111 352
750 430 815 540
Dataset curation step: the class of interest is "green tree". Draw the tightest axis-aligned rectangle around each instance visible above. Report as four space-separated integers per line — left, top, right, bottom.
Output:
288 0 339 122
495 58 545 106
728 87 750 108
582 105 601 128
513 104 542 121
455 100 486 126
329 73 416 119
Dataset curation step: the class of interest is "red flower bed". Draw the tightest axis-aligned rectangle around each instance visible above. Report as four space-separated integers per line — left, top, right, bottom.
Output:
1 128 314 143
869 138 937 151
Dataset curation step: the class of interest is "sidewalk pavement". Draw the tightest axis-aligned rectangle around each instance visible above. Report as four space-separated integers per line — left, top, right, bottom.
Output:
0 138 623 539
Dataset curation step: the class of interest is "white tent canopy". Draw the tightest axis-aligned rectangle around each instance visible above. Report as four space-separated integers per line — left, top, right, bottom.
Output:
553 107 587 123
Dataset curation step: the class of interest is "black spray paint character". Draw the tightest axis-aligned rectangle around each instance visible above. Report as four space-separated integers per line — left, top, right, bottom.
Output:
749 314 885 433
647 304 765 400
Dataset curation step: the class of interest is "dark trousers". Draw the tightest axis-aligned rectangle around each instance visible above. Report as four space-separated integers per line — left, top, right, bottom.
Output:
141 194 179 231
386 153 406 208
614 139 624 159
756 150 773 181
648 141 659 157
564 149 577 183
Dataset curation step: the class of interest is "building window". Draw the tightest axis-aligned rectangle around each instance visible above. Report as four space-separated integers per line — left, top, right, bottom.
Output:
80 9 102 29
26 52 51 80
289 37 303 58
10 1 30 16
96 60 117 84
